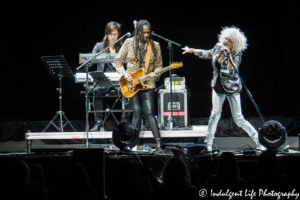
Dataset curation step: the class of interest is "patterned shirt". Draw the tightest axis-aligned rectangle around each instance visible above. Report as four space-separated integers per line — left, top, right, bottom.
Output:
114 37 163 89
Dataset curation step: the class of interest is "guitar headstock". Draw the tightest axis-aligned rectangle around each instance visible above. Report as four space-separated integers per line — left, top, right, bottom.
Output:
170 62 183 69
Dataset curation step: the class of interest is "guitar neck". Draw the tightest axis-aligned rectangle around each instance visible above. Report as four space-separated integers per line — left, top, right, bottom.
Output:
139 66 172 82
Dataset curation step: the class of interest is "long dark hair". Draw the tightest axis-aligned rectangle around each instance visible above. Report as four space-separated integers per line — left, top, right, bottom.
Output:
162 157 191 186
216 152 241 183
258 150 280 175
133 20 158 72
102 21 123 53
109 160 146 193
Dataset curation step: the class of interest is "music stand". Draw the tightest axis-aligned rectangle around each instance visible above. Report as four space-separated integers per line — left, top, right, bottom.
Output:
88 71 119 131
41 55 77 132
89 71 115 89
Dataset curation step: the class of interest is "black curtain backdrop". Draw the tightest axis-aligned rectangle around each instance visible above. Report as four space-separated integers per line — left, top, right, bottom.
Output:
1 1 300 122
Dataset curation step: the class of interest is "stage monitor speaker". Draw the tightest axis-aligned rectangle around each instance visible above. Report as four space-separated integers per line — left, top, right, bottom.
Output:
158 89 188 129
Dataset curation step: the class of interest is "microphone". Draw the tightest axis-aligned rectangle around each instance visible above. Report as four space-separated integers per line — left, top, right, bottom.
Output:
126 32 131 37
223 50 229 57
133 20 137 29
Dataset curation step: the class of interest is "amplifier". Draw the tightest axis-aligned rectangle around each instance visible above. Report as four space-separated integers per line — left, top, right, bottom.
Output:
164 77 185 90
158 89 188 129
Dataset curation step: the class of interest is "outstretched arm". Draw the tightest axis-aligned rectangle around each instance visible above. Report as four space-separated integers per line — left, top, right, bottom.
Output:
182 46 213 59
182 47 195 54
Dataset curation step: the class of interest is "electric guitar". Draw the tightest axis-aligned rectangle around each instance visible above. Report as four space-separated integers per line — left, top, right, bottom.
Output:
120 63 183 98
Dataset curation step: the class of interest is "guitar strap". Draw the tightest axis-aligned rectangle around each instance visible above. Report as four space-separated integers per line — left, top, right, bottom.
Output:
144 40 152 74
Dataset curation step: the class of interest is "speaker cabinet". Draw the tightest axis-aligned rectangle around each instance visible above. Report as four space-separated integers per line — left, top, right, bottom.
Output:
158 89 188 129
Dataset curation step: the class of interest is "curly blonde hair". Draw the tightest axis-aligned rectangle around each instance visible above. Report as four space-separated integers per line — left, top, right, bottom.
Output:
218 26 248 53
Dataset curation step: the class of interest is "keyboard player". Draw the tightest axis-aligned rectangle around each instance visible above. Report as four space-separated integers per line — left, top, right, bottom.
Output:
91 21 131 131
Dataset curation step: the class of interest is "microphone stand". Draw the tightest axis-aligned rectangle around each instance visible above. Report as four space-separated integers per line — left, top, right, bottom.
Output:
225 53 266 124
76 32 131 148
151 31 181 127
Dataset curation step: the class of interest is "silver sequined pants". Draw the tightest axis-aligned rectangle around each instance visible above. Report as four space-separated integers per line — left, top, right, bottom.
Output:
206 89 258 146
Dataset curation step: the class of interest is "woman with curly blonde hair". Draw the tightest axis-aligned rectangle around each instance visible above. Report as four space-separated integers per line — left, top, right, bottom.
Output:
182 26 264 151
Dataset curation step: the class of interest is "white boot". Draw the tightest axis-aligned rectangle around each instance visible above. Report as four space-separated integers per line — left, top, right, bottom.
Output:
205 133 214 152
256 142 266 151
244 129 266 151
251 134 266 151
207 142 213 151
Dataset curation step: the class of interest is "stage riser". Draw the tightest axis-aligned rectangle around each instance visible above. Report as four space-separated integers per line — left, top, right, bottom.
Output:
26 128 207 140
1 137 298 153
29 136 299 152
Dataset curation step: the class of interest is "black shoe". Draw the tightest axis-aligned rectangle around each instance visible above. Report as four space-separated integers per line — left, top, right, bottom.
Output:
91 120 103 132
121 118 132 125
154 139 164 154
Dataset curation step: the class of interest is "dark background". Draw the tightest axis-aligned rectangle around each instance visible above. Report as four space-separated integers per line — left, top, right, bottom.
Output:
1 0 299 122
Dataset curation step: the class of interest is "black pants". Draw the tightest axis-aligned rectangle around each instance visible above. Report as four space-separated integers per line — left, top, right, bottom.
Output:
131 89 160 139
93 90 104 120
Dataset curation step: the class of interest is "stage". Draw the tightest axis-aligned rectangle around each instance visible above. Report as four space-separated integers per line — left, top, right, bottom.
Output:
1 1 300 198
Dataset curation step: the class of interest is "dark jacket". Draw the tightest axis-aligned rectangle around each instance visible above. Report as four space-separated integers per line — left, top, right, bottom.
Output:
91 42 116 72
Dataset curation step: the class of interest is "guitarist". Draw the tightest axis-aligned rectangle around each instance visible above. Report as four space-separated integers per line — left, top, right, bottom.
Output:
114 19 163 148
90 21 132 131
182 26 264 151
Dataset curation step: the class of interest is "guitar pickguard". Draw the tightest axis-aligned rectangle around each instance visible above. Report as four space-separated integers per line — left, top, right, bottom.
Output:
127 81 134 88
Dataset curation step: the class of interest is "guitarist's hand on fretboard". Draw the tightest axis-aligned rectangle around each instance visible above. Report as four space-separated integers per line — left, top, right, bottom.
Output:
150 72 158 79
